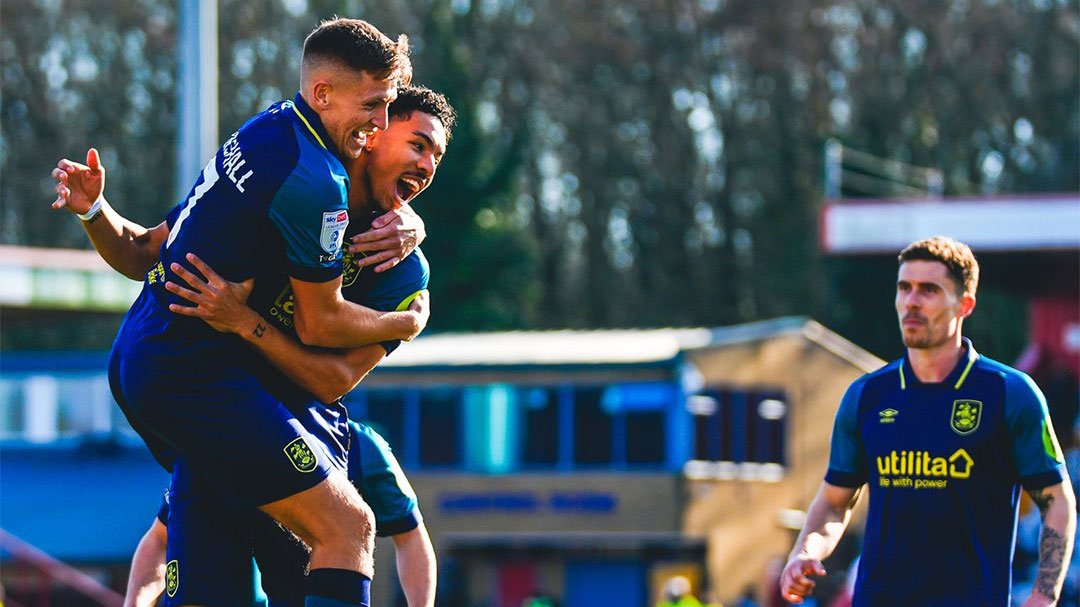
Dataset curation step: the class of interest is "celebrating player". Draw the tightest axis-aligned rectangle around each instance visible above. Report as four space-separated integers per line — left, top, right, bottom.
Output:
53 85 453 606
780 237 1075 606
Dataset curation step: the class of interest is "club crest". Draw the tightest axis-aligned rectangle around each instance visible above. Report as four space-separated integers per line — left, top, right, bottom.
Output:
284 437 318 473
166 559 179 597
950 399 982 435
342 249 361 287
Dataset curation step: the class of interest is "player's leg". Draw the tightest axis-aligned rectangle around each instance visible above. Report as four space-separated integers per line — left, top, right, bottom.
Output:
163 459 254 607
113 350 375 606
250 511 310 607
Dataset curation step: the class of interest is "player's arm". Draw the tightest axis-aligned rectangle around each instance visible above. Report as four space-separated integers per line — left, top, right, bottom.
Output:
51 149 168 280
123 517 167 607
782 379 867 603
166 254 390 403
1022 481 1076 607
780 482 861 604
392 523 437 607
1004 373 1075 607
291 278 428 348
268 166 427 348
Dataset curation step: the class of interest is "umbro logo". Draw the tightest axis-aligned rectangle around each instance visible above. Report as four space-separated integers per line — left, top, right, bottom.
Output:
879 408 899 424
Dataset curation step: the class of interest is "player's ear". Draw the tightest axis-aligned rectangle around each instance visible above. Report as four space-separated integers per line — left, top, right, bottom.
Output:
959 293 976 318
310 80 332 108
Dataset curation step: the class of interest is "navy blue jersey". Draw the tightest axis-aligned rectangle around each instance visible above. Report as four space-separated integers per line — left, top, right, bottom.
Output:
109 94 353 503
132 93 350 359
826 338 1067 606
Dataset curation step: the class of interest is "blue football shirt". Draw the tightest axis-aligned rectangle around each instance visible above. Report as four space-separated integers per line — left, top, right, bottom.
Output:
826 338 1066 606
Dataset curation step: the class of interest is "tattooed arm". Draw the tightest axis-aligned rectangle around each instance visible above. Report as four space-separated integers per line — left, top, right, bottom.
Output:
1021 481 1076 607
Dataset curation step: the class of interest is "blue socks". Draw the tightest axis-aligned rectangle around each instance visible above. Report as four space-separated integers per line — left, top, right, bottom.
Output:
304 568 371 607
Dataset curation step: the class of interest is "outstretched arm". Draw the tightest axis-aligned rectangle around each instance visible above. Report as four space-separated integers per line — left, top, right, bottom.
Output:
780 481 861 604
393 524 436 607
123 518 167 607
1022 481 1076 607
51 149 168 280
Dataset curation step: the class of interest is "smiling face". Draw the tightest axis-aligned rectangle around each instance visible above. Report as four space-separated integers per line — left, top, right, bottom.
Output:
311 69 398 160
358 110 447 211
895 260 975 350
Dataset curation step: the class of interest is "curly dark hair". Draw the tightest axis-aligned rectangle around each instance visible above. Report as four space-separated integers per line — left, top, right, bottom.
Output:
898 236 980 296
303 18 412 85
388 85 458 141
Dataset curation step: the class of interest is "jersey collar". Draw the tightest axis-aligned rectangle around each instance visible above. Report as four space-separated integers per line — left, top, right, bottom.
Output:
290 92 340 158
899 337 979 390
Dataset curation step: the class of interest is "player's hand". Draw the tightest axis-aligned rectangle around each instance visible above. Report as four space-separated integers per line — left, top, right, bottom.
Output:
348 205 426 273
404 289 430 340
165 253 256 334
51 148 105 215
779 557 826 604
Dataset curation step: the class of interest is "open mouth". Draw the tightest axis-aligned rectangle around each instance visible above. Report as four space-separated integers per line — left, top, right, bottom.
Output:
350 128 372 148
395 175 424 202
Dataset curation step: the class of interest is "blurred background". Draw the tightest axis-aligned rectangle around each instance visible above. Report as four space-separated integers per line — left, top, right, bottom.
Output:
1 0 1078 606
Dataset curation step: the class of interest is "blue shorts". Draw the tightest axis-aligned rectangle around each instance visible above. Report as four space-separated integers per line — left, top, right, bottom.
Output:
163 459 256 607
109 315 349 507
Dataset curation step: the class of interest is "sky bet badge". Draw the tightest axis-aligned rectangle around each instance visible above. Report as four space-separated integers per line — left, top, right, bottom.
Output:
284 437 318 473
951 399 982 435
321 210 349 257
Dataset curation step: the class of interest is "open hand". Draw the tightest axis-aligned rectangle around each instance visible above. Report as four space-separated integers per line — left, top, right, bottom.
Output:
348 205 426 272
165 253 255 334
52 148 105 215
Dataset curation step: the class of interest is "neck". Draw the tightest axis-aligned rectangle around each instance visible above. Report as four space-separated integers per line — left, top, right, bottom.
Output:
907 332 965 383
346 155 378 216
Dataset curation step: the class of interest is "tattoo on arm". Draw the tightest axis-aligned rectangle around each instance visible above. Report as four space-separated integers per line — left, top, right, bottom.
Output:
254 323 266 338
1029 488 1055 519
1033 526 1067 600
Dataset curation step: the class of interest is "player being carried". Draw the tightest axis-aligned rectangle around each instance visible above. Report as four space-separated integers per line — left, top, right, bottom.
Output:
52 18 425 607
53 84 454 606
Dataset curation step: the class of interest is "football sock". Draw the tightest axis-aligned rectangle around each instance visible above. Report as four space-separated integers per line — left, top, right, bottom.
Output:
305 568 371 607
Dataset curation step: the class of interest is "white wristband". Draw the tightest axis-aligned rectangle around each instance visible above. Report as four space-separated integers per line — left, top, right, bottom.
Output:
77 198 103 221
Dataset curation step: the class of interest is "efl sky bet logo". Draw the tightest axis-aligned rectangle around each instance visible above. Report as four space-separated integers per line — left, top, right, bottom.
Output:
284 437 318 473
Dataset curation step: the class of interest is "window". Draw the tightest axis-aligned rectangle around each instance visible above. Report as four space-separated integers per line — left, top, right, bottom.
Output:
626 410 665 464
361 389 405 457
688 388 788 481
521 388 558 466
572 387 612 465
419 387 462 467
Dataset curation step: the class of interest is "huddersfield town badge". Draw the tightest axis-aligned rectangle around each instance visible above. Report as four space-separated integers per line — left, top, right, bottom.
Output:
284 437 318 473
